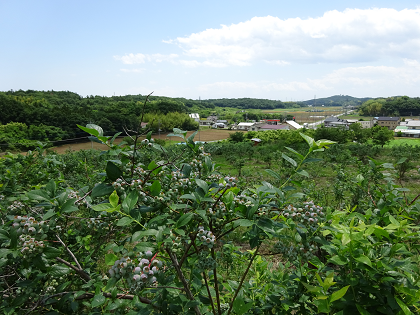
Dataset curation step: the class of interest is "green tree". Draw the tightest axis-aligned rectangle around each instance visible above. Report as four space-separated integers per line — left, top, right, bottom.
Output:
371 125 394 147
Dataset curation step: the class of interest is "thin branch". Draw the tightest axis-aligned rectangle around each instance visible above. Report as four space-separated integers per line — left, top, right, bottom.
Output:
56 235 83 271
166 248 202 315
179 232 198 268
55 257 90 282
211 247 222 315
203 271 217 315
227 244 261 315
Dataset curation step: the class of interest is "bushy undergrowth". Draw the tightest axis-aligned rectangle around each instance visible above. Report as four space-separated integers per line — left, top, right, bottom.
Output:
1 123 420 315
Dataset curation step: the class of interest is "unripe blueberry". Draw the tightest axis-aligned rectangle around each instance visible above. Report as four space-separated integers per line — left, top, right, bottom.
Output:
145 251 153 258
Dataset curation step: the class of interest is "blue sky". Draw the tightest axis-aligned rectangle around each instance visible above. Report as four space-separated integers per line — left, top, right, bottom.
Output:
1 0 420 101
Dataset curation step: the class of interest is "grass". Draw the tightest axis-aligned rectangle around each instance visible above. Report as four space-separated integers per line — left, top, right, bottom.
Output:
385 138 420 147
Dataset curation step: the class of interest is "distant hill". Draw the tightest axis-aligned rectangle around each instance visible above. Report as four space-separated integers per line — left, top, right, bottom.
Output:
301 95 372 107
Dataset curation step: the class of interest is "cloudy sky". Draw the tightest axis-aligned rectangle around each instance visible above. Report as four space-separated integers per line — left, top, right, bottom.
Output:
1 0 420 101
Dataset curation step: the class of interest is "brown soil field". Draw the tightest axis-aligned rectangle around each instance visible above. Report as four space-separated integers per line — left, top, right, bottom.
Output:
50 129 238 154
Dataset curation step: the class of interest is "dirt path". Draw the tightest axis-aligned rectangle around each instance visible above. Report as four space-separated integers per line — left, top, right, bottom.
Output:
49 129 237 154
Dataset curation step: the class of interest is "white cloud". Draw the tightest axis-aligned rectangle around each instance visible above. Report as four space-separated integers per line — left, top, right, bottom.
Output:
120 68 145 73
198 59 420 96
170 8 420 66
114 53 178 64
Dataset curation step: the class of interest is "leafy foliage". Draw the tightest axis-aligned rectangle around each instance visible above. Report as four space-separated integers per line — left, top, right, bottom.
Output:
1 121 420 315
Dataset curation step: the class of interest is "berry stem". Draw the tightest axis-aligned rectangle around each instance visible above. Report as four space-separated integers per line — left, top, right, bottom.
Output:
226 244 261 315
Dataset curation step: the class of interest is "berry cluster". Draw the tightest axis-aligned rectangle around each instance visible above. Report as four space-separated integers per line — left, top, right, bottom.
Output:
281 201 325 226
167 230 184 253
12 216 49 236
197 226 216 249
7 201 25 213
43 279 58 294
20 235 45 258
218 176 238 189
108 251 162 293
87 211 110 229
68 190 86 206
196 251 217 270
12 216 48 258
273 241 318 261
206 203 230 220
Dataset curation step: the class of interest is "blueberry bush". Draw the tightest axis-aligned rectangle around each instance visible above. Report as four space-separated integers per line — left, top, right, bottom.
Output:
1 120 420 314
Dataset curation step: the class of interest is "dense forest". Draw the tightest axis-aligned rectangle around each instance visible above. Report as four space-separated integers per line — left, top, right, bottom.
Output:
0 90 202 150
300 95 372 107
359 96 420 116
201 98 304 109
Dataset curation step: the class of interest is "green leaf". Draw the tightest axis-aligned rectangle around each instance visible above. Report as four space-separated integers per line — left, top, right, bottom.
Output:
234 219 254 227
181 163 192 178
45 180 56 196
117 217 133 226
187 130 198 143
330 285 350 303
195 179 209 194
341 233 351 245
43 246 61 258
285 146 304 160
265 169 282 181
122 191 139 213
105 253 118 266
282 153 297 167
355 255 372 267
395 297 413 315
150 180 161 197
43 209 56 220
92 203 113 212
131 229 158 242
288 192 305 199
329 255 348 266
61 199 78 213
92 183 114 199
299 132 315 147
104 277 117 292
176 213 193 228
27 189 50 201
106 161 123 181
91 294 106 308
77 124 100 137
180 194 197 201
109 191 119 208
356 304 372 315
49 264 71 277
296 169 310 177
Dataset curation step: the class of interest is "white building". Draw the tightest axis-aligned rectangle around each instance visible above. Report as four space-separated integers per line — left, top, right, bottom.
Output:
189 113 200 122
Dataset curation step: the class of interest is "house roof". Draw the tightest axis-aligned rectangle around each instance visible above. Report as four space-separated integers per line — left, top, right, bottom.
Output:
395 129 420 134
400 120 420 127
286 120 303 129
238 122 255 126
324 116 347 123
189 113 199 119
377 117 400 121
395 126 408 129
259 124 288 130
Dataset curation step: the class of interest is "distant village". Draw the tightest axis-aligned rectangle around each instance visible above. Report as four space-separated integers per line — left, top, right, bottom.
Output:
189 113 420 138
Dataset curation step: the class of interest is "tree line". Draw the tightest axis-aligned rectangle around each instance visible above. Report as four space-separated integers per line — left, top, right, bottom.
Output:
359 96 420 116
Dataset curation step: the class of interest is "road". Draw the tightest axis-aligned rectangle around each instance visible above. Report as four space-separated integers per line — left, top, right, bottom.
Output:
305 110 354 129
